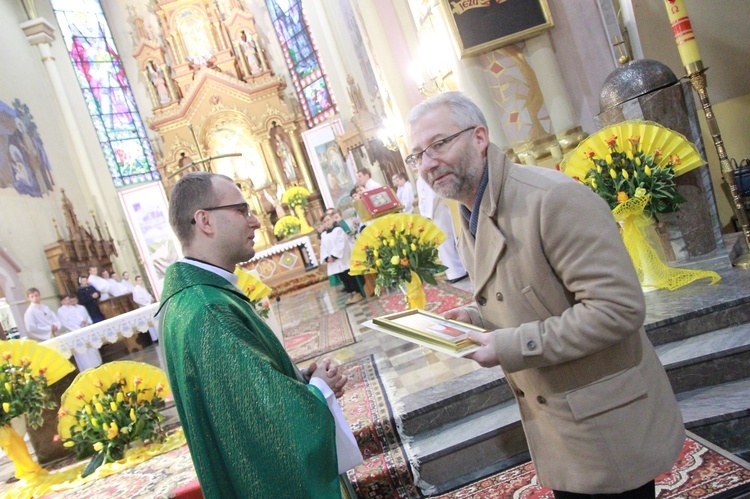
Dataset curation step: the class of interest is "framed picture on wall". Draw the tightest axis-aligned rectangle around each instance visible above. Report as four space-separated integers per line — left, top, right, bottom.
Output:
440 0 554 58
301 120 358 219
119 182 182 299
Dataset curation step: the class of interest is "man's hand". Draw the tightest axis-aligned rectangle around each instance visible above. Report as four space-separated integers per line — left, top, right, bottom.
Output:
92 292 100 299
312 357 348 398
443 308 473 323
301 362 317 383
464 330 501 367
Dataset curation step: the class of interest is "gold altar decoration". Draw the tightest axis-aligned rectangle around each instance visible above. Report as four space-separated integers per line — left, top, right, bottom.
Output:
234 267 273 319
662 0 750 268
561 121 721 290
350 214 447 308
273 215 302 238
0 340 75 480
281 187 313 234
58 362 170 477
128 0 322 252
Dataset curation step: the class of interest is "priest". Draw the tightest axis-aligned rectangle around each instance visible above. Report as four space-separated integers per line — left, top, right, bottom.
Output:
157 172 361 498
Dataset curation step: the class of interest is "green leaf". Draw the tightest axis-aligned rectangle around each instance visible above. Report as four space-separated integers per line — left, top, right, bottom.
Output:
82 451 106 478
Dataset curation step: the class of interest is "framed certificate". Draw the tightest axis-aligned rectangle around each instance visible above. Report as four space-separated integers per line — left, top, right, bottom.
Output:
355 186 403 221
364 309 485 357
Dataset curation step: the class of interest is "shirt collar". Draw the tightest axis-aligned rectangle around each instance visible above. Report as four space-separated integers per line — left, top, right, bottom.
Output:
182 257 239 287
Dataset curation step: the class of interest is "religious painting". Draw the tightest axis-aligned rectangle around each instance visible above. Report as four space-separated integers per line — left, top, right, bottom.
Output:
119 182 182 299
301 120 357 220
441 0 554 58
0 98 54 198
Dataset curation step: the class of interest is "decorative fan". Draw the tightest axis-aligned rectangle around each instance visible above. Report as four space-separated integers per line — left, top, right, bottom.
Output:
0 340 75 385
561 120 704 180
58 361 170 440
234 268 272 301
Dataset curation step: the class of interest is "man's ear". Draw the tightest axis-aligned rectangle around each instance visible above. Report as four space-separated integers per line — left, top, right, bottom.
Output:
192 210 215 236
474 126 490 153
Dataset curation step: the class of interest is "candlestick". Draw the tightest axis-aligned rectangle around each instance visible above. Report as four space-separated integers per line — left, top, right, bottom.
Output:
663 0 750 267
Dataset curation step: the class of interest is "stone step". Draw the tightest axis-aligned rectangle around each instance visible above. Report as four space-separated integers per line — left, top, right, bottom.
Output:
677 377 750 458
657 322 750 393
407 400 528 496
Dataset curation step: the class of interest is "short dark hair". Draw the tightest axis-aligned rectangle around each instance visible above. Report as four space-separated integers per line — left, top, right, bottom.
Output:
357 168 371 177
393 173 408 182
168 172 229 247
26 287 40 296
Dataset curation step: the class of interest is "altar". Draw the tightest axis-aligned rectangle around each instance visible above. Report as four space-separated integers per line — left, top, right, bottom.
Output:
239 235 324 294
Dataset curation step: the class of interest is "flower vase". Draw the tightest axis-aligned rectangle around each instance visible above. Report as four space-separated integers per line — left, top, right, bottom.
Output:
399 272 426 310
0 424 46 480
294 205 313 234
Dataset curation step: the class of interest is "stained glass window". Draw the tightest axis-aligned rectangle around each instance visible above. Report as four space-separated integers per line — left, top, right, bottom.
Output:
266 0 337 127
51 0 159 187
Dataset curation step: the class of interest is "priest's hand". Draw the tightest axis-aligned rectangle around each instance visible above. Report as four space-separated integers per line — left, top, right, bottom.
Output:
464 330 500 368
312 357 348 398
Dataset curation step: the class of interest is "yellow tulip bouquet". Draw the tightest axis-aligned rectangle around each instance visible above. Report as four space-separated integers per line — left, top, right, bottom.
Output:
235 268 273 319
281 186 311 209
0 353 56 429
273 215 301 238
57 362 170 477
350 214 447 308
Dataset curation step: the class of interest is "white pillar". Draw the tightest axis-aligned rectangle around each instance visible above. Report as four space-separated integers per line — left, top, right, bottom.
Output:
524 32 577 134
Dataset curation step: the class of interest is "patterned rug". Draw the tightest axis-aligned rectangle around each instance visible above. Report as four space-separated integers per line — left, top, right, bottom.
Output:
366 281 474 318
340 356 420 498
434 435 750 498
282 309 356 363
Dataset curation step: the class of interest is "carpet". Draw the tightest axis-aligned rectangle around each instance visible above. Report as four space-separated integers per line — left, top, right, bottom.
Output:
282 309 356 363
434 435 750 498
366 281 475 318
339 356 421 498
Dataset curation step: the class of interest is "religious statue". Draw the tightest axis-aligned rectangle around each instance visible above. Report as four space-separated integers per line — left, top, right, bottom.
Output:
238 30 262 76
275 137 297 181
147 60 171 105
346 74 368 111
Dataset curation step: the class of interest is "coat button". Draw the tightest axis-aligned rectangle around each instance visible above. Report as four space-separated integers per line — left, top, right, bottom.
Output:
526 340 537 350
515 390 525 398
477 296 487 306
537 395 546 405
495 292 503 301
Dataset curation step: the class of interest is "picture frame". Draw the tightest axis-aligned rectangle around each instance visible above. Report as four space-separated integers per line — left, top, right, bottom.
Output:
441 0 554 58
301 120 358 220
364 309 485 357
118 182 183 299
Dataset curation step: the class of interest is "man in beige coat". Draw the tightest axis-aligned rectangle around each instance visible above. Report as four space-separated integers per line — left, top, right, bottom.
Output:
406 92 684 498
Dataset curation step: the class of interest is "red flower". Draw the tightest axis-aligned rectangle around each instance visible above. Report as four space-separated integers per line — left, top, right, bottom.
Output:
52 434 62 443
628 135 640 147
605 135 618 147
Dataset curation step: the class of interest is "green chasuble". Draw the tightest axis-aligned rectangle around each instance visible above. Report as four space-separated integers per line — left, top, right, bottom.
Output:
157 262 341 498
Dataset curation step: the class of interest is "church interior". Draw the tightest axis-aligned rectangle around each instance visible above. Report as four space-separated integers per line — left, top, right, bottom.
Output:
1 0 750 497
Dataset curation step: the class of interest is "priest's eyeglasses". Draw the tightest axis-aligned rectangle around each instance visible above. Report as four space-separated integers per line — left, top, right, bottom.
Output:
405 126 477 168
191 202 251 224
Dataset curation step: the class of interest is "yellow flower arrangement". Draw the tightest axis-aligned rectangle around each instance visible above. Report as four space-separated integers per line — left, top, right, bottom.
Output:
281 186 311 209
58 361 170 477
273 215 301 238
349 213 447 295
235 268 273 319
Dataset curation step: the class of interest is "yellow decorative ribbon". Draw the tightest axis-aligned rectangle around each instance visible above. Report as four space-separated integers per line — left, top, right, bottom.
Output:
2 430 187 499
294 205 314 234
403 272 427 310
0 425 46 481
613 195 720 290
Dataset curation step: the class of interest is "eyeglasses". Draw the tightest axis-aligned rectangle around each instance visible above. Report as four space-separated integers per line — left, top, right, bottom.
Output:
405 126 477 168
191 202 251 224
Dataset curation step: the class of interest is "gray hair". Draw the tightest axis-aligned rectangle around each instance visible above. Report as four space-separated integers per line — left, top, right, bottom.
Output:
168 172 229 246
407 91 488 134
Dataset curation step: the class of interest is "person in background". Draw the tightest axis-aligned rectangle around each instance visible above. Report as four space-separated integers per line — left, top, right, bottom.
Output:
407 91 684 498
106 271 129 297
356 167 381 191
57 295 102 370
23 287 60 341
120 271 135 293
158 172 361 497
132 275 154 307
330 208 353 235
86 266 110 301
77 276 105 323
392 172 414 214
320 213 364 306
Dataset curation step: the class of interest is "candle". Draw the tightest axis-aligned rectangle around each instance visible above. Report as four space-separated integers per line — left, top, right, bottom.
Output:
663 0 702 68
